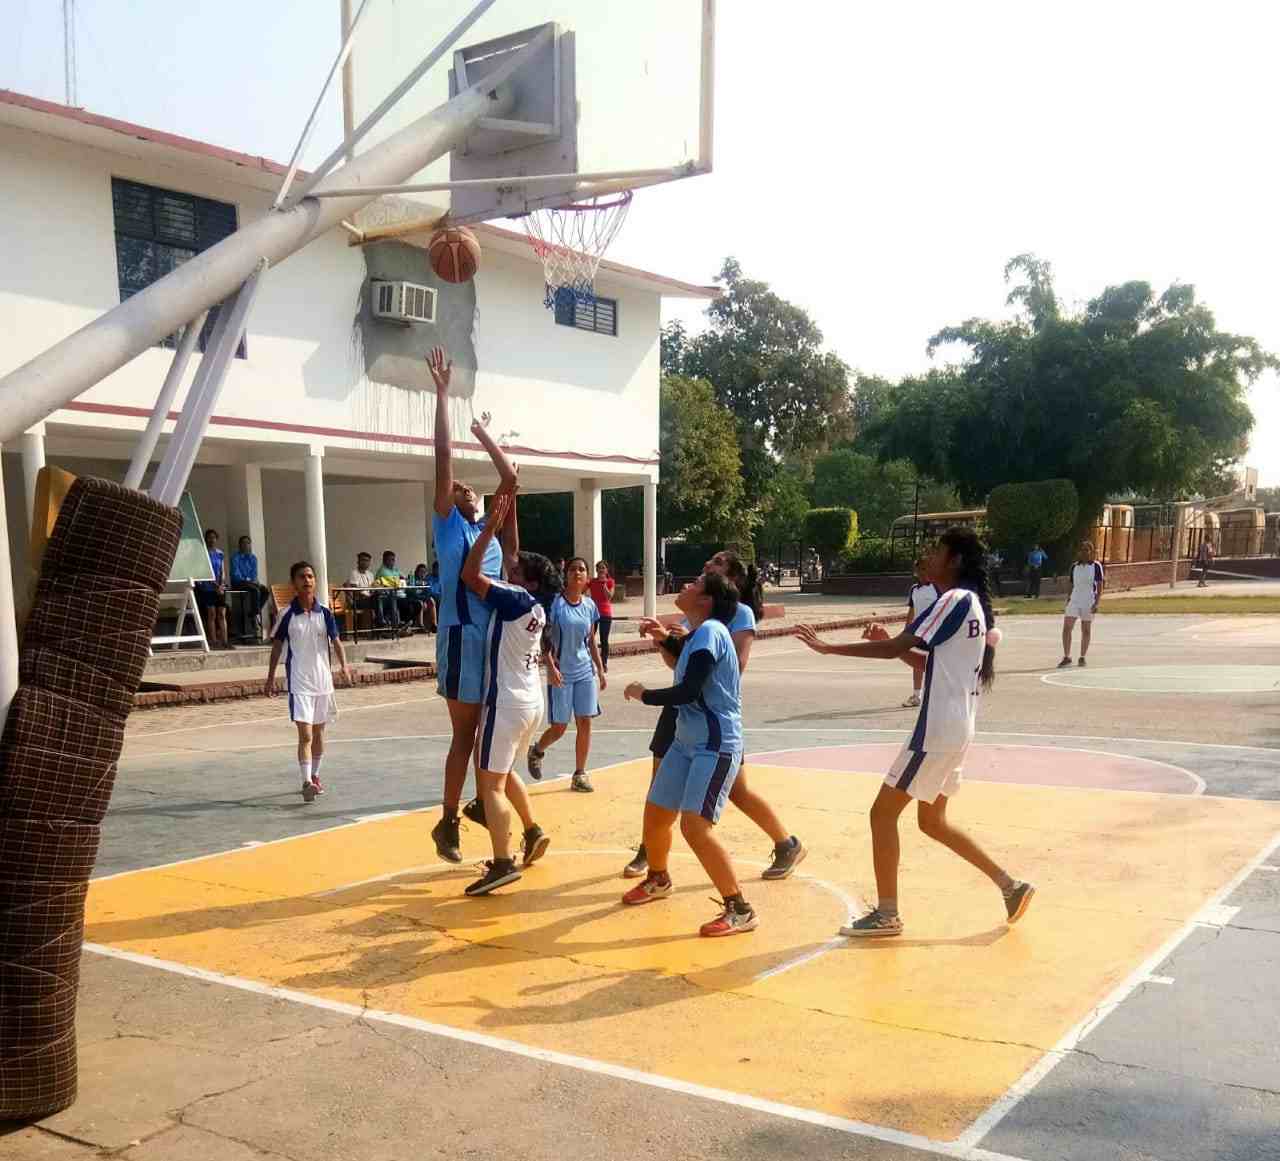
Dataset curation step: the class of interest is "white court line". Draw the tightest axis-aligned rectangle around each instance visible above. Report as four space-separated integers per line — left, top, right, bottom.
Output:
79 942 1030 1161
954 829 1280 1152
746 743 1207 796
1145 975 1175 986
1040 669 1280 695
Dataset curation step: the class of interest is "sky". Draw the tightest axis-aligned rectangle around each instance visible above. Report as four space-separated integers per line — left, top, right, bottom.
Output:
5 0 1278 485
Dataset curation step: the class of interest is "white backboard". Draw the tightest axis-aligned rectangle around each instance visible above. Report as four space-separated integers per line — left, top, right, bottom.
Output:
343 0 713 225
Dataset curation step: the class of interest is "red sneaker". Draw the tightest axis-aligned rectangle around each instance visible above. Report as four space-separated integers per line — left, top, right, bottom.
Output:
700 901 758 937
622 874 672 906
310 775 325 796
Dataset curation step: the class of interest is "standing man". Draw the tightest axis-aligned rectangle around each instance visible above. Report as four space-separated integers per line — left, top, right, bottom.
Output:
1059 541 1104 668
1026 543 1047 599
1195 535 1215 587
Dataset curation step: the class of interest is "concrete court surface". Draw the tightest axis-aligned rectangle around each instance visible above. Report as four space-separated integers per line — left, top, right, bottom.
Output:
4 612 1280 1161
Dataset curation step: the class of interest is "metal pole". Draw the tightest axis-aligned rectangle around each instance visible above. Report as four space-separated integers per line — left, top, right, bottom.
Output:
0 447 20 735
293 0 505 205
63 0 77 106
151 265 268 508
275 0 373 209
1170 502 1185 589
341 0 357 162
19 428 46 537
304 449 329 600
0 67 523 445
123 311 208 491
310 164 694 199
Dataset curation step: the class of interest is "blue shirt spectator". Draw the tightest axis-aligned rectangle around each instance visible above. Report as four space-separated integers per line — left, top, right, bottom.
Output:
231 543 259 584
1027 546 1047 569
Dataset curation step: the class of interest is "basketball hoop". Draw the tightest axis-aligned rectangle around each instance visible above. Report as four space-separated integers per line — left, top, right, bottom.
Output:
521 191 633 309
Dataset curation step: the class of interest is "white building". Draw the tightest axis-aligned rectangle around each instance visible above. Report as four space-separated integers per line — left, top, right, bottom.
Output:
0 89 715 607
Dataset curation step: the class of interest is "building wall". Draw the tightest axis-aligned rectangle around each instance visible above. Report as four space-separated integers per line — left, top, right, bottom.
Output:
0 123 661 468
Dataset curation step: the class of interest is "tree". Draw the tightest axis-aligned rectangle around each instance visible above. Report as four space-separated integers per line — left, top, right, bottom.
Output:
662 258 855 502
756 461 811 551
986 479 1078 557
809 450 959 536
659 374 747 541
869 255 1275 546
804 507 858 572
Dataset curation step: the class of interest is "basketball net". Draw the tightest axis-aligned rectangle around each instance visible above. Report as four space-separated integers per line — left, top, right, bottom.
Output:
521 191 633 309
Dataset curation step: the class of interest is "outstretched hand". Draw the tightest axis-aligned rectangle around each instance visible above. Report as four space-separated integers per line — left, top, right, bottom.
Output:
470 410 492 436
486 491 512 530
638 617 667 643
796 624 826 654
427 346 452 394
862 622 891 642
624 682 645 702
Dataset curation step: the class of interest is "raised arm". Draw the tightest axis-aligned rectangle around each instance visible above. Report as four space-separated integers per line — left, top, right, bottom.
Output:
429 347 455 518
473 416 520 560
460 493 510 600
796 623 920 660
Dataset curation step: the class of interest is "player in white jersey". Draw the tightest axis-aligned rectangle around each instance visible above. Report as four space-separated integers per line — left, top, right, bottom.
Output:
797 527 1034 938
459 493 558 896
265 561 353 803
900 555 939 707
1059 540 1105 668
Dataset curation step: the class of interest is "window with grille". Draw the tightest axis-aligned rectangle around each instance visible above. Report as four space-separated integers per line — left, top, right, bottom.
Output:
553 294 618 336
111 178 245 357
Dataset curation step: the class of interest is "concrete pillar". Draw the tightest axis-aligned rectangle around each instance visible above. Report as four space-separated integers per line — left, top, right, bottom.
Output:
19 426 45 537
0 446 19 735
226 464 269 583
643 480 658 619
304 447 329 600
573 477 603 567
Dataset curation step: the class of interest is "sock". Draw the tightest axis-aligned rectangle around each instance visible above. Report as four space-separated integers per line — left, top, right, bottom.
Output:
996 872 1016 896
299 759 312 783
311 756 324 780
725 892 752 915
878 898 899 918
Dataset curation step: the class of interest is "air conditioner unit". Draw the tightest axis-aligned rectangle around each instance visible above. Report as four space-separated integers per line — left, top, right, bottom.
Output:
371 280 437 325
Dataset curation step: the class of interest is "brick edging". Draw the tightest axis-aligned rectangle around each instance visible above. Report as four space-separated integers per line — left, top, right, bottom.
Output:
129 612 906 711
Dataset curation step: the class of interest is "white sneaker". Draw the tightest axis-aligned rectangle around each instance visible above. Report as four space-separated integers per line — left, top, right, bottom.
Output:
902 693 921 708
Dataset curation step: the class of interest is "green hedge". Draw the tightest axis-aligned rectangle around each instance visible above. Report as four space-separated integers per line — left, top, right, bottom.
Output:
838 537 903 574
986 480 1078 556
804 507 858 565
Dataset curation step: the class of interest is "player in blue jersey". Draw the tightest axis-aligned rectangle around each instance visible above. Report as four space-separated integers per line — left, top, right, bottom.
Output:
527 558 606 792
624 550 805 881
623 571 757 938
427 346 519 864
458 494 560 895
797 527 1033 938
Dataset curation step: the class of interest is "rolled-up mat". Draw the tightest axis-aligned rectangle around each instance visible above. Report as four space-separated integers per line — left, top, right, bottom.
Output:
0 478 181 1118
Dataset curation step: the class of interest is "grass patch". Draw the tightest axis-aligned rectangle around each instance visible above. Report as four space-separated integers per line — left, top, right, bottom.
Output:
997 595 1280 616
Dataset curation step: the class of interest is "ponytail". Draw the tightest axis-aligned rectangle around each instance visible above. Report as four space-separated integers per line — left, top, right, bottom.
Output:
719 551 764 620
938 527 997 690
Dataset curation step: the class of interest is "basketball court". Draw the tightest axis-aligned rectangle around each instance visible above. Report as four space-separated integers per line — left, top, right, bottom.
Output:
43 612 1280 1161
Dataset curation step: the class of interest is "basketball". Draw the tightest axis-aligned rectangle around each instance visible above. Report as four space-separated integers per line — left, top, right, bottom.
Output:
428 227 481 284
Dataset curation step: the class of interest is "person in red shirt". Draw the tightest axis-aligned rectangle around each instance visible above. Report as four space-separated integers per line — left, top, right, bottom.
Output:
588 560 615 672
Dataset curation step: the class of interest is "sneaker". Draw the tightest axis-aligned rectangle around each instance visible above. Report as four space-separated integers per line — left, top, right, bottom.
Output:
431 814 463 864
839 908 903 938
464 859 522 896
622 873 673 906
301 780 317 804
761 837 807 881
901 693 921 708
621 844 648 879
1004 881 1036 924
571 771 594 793
527 745 545 781
309 775 325 796
1078 657 1087 667
700 900 759 938
1056 657 1073 668
462 796 486 826
522 825 551 867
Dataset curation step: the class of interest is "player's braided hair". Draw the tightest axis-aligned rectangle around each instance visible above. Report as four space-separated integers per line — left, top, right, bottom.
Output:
717 550 763 620
938 526 997 690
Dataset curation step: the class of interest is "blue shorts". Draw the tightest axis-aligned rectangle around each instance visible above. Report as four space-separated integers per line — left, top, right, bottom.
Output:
547 675 600 724
436 623 487 704
648 741 741 823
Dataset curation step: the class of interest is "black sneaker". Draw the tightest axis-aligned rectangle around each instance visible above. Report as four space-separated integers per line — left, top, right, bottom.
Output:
839 909 903 938
571 771 594 793
522 825 551 867
761 836 807 880
465 859 522 896
1056 656 1073 668
527 745 545 780
431 814 462 864
621 844 648 879
1078 657 1087 667
1004 881 1036 924
301 780 317 804
462 796 486 826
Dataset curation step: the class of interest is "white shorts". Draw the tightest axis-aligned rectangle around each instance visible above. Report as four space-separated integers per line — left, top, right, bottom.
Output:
1064 600 1095 621
477 700 543 775
289 691 337 725
885 745 965 804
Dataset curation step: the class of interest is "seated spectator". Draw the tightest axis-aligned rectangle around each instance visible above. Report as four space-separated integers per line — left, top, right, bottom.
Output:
373 549 403 627
408 562 437 632
230 535 272 641
347 551 378 625
194 528 229 649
